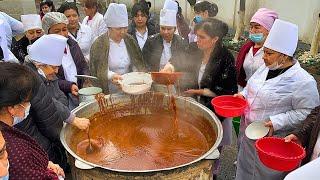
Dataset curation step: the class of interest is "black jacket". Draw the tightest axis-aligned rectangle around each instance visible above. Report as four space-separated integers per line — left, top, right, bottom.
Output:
127 21 158 47
11 35 29 64
142 33 188 72
189 45 238 112
292 106 320 165
15 61 69 169
57 37 89 94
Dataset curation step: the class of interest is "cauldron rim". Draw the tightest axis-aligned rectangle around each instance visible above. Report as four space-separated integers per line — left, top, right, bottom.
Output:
60 94 223 173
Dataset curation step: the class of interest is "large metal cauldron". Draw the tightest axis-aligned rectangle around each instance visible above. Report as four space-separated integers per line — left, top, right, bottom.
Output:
60 94 223 179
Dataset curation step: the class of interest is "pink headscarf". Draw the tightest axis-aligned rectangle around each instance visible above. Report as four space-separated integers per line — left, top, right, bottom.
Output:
250 8 278 31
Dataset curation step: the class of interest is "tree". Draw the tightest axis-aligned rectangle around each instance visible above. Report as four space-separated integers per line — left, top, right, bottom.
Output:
310 13 320 56
233 0 246 42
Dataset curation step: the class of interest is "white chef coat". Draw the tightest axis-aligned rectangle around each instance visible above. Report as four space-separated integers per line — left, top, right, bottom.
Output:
243 47 264 81
107 38 131 93
159 41 172 70
135 28 148 50
236 61 320 180
61 45 77 83
284 157 320 180
0 12 24 48
82 12 107 39
69 23 93 61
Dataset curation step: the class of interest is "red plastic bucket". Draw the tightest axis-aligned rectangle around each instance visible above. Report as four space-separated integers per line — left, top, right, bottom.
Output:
211 95 247 117
255 137 306 171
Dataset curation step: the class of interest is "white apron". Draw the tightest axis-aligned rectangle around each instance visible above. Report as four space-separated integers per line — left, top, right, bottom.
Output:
236 62 320 180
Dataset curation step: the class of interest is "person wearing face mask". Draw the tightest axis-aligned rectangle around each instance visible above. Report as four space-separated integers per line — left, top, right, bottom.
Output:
58 2 94 62
234 19 320 180
236 8 278 90
0 62 65 179
11 14 44 64
188 1 218 43
90 3 147 94
42 12 90 110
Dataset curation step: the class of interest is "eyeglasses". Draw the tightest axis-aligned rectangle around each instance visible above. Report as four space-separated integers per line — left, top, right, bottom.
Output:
19 102 30 109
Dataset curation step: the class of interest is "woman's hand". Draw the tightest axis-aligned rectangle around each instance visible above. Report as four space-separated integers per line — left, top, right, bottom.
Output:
47 161 65 178
184 89 204 95
71 117 90 130
233 93 245 99
111 74 123 86
71 84 79 96
284 134 301 144
160 62 175 72
264 120 274 136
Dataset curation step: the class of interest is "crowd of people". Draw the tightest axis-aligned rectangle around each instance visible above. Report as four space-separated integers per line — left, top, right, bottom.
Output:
0 0 319 179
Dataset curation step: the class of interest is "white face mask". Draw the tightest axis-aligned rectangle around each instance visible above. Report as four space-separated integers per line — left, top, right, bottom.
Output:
267 61 283 70
12 103 31 126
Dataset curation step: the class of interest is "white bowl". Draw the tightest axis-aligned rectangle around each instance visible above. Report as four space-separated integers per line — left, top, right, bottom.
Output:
245 121 270 140
120 72 153 95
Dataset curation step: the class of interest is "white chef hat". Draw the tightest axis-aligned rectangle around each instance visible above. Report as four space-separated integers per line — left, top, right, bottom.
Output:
104 3 128 28
264 19 298 57
163 0 178 13
21 14 42 32
160 9 177 27
28 34 68 66
0 20 9 61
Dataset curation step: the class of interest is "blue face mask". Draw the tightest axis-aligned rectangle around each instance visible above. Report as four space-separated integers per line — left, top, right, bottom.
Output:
249 33 264 43
193 16 202 24
13 103 30 126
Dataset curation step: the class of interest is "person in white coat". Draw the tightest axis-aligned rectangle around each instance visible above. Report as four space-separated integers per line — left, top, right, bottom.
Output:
234 19 320 180
0 11 24 48
58 2 93 62
81 0 107 39
236 8 278 90
0 19 19 63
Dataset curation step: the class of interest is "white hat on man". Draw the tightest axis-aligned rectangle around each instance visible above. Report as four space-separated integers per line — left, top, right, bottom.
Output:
160 9 177 27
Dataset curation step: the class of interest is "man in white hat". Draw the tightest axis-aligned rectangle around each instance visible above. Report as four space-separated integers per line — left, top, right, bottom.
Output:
11 14 44 63
142 8 188 72
17 34 90 171
90 3 147 94
234 19 320 180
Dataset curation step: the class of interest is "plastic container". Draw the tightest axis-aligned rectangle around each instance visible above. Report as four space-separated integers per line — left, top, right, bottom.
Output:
255 137 306 171
151 72 183 85
120 72 153 95
211 95 247 117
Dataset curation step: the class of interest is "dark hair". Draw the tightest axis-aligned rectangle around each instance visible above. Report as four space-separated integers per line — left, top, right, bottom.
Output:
194 1 218 17
131 3 149 18
0 62 38 110
57 2 79 15
83 0 98 9
195 18 228 43
40 0 56 12
0 47 3 60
